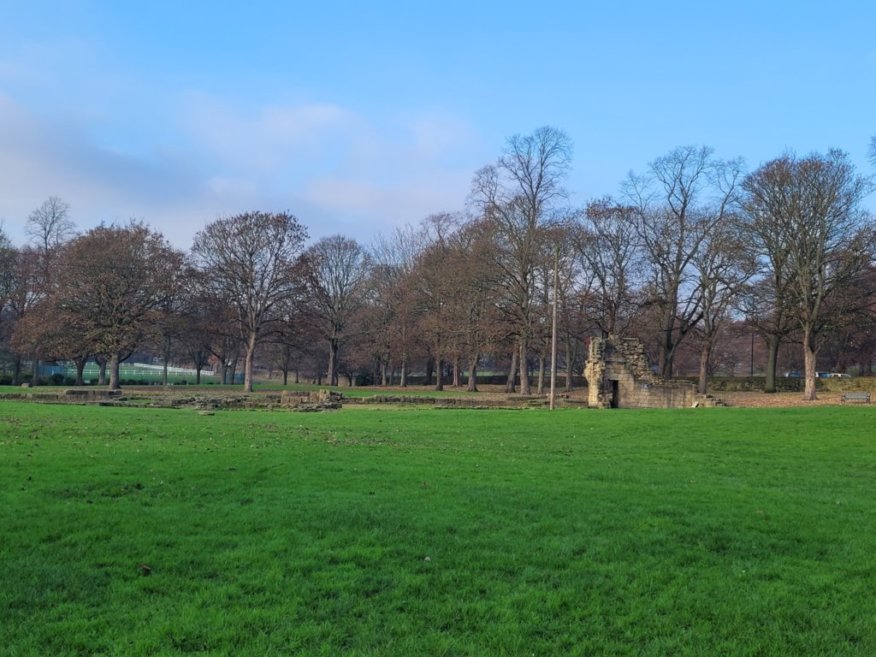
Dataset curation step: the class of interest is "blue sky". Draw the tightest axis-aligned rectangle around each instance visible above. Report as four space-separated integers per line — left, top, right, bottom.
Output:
1 0 874 248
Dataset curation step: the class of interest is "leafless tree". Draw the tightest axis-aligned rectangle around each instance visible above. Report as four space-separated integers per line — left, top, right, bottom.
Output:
191 211 307 392
302 235 372 386
409 213 460 391
6 247 47 383
369 224 426 387
576 197 642 337
739 167 803 392
470 126 572 394
690 219 756 393
624 145 743 378
742 150 873 400
26 196 75 256
449 217 502 391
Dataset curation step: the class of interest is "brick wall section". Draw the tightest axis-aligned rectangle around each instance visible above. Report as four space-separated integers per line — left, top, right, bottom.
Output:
585 336 696 408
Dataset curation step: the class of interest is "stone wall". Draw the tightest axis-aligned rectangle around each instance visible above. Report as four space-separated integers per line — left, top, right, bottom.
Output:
584 336 696 409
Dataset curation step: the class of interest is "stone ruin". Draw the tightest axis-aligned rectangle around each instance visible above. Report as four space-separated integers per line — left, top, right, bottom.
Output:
584 336 696 409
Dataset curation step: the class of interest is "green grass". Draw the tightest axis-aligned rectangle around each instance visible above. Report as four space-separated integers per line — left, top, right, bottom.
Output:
2 403 876 656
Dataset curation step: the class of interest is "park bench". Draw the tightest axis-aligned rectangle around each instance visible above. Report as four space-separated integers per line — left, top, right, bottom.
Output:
841 391 871 404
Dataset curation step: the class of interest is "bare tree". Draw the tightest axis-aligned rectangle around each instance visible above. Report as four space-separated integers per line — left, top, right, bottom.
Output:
576 197 641 337
470 126 572 394
410 214 459 391
448 217 502 392
26 196 75 256
191 211 307 392
690 220 755 393
302 235 372 386
739 166 804 392
369 224 426 387
742 151 873 400
6 247 47 383
624 145 742 378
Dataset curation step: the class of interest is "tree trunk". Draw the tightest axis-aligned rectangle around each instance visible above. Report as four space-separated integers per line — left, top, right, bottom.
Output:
434 355 443 391
536 354 545 395
243 333 257 392
97 357 107 386
505 349 518 393
764 334 779 393
282 367 289 386
400 354 408 388
425 358 434 387
659 300 676 378
327 337 340 386
162 335 171 385
564 338 573 392
697 343 711 395
74 357 87 386
31 359 39 386
11 356 20 386
109 353 121 390
518 339 531 395
452 357 461 388
802 328 818 401
381 361 388 387
467 354 479 392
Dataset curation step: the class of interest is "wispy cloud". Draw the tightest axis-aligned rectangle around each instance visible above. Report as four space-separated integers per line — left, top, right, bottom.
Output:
181 94 362 173
0 89 485 248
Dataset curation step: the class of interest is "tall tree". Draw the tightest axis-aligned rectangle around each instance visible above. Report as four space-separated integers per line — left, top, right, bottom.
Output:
53 222 183 390
742 151 873 400
470 126 572 394
26 196 75 259
0 230 19 376
302 235 372 386
739 170 802 392
369 224 426 387
6 247 47 383
191 211 307 392
690 219 755 393
9 198 77 384
624 145 742 377
447 218 501 392
576 197 641 337
410 214 458 391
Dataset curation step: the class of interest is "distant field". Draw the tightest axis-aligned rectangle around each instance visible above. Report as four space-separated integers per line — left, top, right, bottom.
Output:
2 403 876 655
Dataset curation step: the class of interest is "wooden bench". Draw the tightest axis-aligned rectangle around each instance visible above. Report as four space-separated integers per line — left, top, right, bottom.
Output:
841 391 871 404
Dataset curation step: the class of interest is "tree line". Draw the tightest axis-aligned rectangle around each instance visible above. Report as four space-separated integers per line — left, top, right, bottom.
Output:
3 128 874 400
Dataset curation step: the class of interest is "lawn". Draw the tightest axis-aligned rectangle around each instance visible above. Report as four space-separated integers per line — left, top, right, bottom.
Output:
2 403 875 656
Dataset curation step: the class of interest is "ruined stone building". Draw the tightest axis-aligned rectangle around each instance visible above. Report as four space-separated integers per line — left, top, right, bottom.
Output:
584 336 696 409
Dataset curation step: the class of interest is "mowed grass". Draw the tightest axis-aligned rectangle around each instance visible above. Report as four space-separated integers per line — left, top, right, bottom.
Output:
2 403 876 656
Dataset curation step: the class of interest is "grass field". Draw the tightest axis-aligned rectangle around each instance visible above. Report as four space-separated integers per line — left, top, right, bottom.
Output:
2 403 876 656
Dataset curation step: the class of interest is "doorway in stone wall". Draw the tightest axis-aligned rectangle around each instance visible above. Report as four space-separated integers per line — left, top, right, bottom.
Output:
610 379 619 408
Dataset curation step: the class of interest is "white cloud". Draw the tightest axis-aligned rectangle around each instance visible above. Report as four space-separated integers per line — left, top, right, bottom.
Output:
0 89 486 249
181 93 362 173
